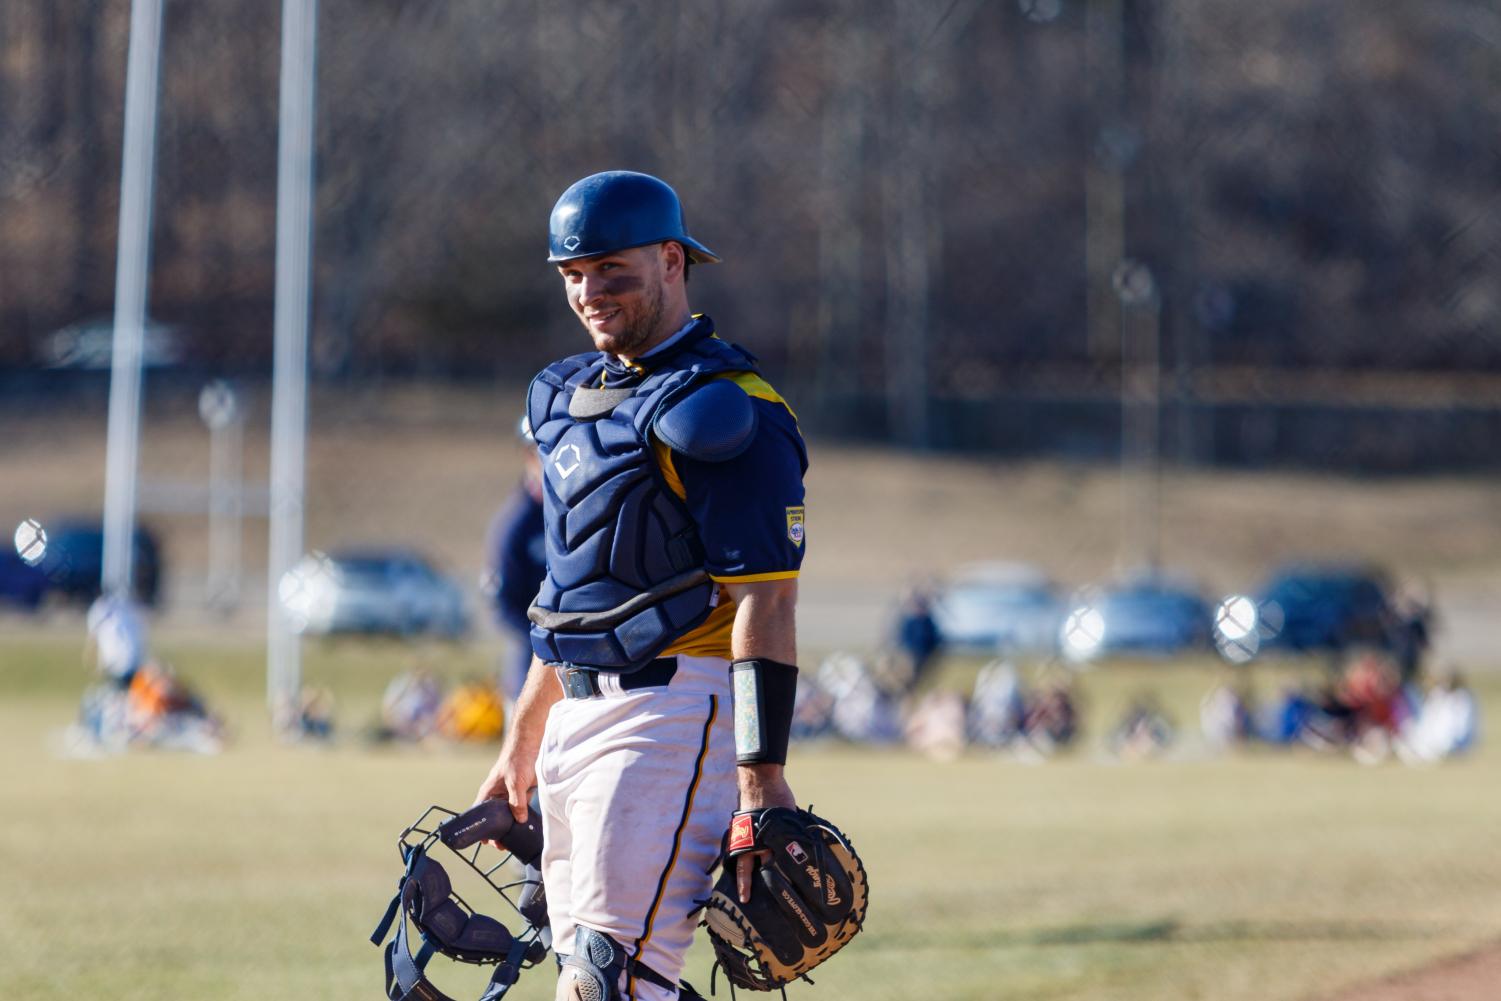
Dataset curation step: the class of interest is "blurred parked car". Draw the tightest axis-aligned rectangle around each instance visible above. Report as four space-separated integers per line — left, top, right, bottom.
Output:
39 316 185 370
14 519 162 608
1061 575 1213 662
1218 565 1398 656
931 562 1066 654
281 549 469 638
0 548 49 610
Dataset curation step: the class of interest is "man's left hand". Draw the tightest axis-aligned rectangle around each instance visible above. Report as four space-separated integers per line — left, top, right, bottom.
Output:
735 762 796 902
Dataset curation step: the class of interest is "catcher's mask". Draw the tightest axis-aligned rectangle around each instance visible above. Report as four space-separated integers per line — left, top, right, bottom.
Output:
371 800 551 1001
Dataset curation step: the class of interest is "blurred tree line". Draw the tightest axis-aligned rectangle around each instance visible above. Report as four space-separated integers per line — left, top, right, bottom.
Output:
2 1 1499 461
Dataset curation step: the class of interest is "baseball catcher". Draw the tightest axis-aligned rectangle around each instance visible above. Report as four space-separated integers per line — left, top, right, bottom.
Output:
704 806 868 993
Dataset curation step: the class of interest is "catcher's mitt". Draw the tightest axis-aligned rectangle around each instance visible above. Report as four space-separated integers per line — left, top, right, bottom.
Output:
703 806 868 992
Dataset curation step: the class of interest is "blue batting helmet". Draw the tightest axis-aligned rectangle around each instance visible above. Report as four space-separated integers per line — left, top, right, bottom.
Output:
547 171 721 265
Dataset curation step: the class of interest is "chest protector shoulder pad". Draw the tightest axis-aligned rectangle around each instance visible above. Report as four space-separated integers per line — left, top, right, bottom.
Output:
524 329 759 671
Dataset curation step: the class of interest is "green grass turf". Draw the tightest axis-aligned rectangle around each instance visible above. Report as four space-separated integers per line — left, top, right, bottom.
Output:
1 632 1498 1001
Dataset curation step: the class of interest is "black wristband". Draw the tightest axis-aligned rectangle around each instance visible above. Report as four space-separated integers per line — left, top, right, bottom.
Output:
730 658 798 766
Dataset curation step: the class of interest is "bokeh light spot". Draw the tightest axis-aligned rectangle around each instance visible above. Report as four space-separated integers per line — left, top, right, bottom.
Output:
14 518 48 566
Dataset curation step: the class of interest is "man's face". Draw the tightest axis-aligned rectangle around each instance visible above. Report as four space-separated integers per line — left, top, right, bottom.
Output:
557 244 672 357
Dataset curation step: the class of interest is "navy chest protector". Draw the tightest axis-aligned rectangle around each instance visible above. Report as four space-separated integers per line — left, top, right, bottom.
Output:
370 801 551 1001
526 325 760 672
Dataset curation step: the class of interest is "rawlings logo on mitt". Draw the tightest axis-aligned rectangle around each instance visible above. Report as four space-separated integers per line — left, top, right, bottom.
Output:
704 807 868 992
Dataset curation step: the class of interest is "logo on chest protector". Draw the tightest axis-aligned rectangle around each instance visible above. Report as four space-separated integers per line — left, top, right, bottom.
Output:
552 443 583 480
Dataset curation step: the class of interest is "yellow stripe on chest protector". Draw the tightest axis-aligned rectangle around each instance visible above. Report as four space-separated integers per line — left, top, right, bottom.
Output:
629 694 718 998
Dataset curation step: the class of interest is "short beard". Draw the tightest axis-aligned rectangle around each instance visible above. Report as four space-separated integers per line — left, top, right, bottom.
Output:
595 274 666 358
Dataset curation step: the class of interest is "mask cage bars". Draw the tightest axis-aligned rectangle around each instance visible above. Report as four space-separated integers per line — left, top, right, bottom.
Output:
397 805 550 970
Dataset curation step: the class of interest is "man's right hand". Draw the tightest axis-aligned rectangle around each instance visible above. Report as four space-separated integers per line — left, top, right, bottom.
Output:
473 655 562 825
474 746 537 824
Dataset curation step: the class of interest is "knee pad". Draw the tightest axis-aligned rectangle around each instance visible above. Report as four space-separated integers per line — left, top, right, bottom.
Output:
555 927 626 1001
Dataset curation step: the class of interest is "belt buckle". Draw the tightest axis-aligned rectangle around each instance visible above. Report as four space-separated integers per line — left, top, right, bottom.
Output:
562 668 598 699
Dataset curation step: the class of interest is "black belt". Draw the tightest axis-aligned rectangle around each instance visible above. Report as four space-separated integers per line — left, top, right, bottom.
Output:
557 657 679 699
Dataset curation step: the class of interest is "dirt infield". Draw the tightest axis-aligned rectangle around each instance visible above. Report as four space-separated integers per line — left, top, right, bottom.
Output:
1320 941 1501 1001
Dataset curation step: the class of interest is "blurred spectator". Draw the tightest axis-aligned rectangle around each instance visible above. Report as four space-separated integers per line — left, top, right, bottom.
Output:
85 593 149 688
126 661 226 753
1398 668 1480 763
294 685 336 743
1020 671 1079 755
905 690 968 761
434 676 508 743
70 594 226 754
1339 652 1414 737
816 652 903 744
791 674 836 741
1388 585 1435 683
71 658 226 755
126 660 205 720
891 584 942 692
1260 682 1320 745
374 667 446 743
968 659 1027 748
1200 678 1254 750
480 418 547 703
1303 678 1359 749
1108 692 1175 761
1261 655 1418 759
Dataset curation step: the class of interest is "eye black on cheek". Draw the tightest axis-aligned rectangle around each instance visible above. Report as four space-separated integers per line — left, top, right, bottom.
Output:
601 275 644 296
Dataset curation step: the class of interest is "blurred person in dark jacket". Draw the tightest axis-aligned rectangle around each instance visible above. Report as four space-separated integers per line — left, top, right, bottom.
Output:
892 584 942 692
1389 585 1434 684
481 418 547 703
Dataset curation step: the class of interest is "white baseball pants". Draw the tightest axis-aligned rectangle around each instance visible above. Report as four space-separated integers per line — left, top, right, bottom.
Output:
537 655 737 1001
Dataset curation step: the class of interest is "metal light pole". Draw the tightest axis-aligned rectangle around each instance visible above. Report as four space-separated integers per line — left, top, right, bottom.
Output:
199 381 244 613
882 0 948 449
266 0 319 727
101 0 165 600
1114 259 1161 574
813 8 867 427
1084 0 1127 364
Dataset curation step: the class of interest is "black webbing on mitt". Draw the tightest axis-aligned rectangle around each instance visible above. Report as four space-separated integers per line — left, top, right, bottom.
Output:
703 807 868 993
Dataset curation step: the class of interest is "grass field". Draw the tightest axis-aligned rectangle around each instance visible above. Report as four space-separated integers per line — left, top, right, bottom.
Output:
4 400 1500 999
2 629 1498 1001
